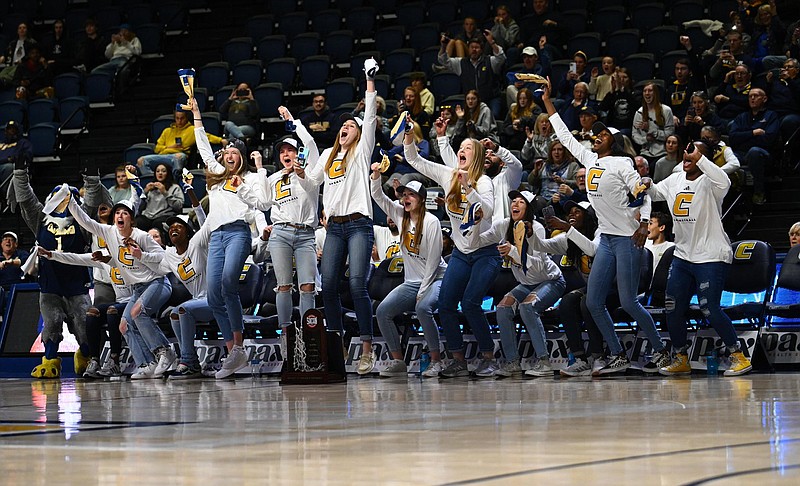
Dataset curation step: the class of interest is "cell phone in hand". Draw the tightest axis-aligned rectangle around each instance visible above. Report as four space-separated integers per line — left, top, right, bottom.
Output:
175 137 182 145
298 147 308 168
686 142 696 154
569 62 577 73
542 205 556 220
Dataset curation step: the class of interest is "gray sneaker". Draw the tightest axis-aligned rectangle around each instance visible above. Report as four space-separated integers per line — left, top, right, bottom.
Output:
202 362 223 378
440 360 470 378
379 359 408 377
473 359 499 378
97 358 121 377
494 359 523 377
560 357 592 377
421 361 444 378
82 358 101 379
154 346 177 377
131 361 157 380
591 356 607 374
215 345 247 379
524 358 553 377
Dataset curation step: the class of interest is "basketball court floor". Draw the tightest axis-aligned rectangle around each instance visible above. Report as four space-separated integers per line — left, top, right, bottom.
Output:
2 373 800 484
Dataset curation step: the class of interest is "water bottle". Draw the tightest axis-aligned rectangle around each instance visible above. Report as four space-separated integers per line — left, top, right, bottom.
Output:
706 350 718 376
419 348 431 375
250 359 262 379
567 352 575 366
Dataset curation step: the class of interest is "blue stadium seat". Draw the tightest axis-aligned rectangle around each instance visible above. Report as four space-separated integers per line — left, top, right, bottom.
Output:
27 99 57 126
53 72 82 99
246 14 274 42
299 55 331 90
560 10 588 37
393 73 413 100
310 9 341 38
232 60 263 89
156 2 188 33
177 86 208 112
606 29 641 61
93 6 122 31
266 58 297 91
324 30 355 64
201 112 222 138
338 0 364 11
430 72 461 100
631 3 666 33
373 26 405 59
269 0 297 13
350 51 381 79
395 2 425 31
409 23 440 55
150 114 174 142
669 0 705 27
256 35 287 65
372 74 391 100
622 53 656 83
567 32 602 61
124 3 153 28
58 96 89 132
644 26 679 60
197 62 230 96
214 86 235 112
325 77 357 110
428 1 457 30
137 23 164 58
291 32 321 60
124 142 156 163
384 48 415 79
592 7 625 38
459 0 488 22
419 46 440 79
0 101 25 127
558 0 589 11
345 7 376 39
28 123 60 160
278 11 308 41
85 72 114 105
253 83 283 120
223 37 254 66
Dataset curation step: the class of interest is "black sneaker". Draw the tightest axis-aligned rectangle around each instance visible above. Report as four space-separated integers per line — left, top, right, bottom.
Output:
593 354 631 376
168 363 202 380
642 350 671 374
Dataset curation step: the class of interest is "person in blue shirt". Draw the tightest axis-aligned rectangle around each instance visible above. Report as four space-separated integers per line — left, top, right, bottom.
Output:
0 231 28 288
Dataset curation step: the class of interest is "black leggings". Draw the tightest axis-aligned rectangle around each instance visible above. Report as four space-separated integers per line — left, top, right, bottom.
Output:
85 302 127 359
559 287 608 357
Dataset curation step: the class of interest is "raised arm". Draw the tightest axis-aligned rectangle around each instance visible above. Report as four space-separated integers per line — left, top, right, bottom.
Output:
190 98 224 173
541 80 596 167
404 140 453 187
369 174 404 224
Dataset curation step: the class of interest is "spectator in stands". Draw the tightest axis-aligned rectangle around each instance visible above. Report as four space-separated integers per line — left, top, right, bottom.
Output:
653 134 683 183
0 231 28 287
0 23 37 87
147 228 166 248
749 3 787 71
372 218 400 263
714 63 753 124
383 121 430 194
521 0 566 58
108 165 134 204
504 45 550 109
528 200 602 377
220 82 259 142
491 5 522 63
599 67 637 135
92 24 141 76
306 59 380 375
13 45 54 100
635 156 650 177
790 222 800 247
451 90 498 147
353 95 391 145
572 105 598 150
652 143 752 377
543 81 669 376
300 93 337 150
40 20 75 77
438 32 506 119
0 121 32 201
502 87 538 150
552 166 588 209
397 86 431 139
765 58 800 142
137 108 225 176
633 82 675 164
445 17 480 59
429 104 457 160
410 72 435 116
677 91 726 143
76 19 106 73
644 211 674 275
558 82 592 132
528 140 578 207
557 51 590 103
707 30 754 85
134 163 183 232
728 87 779 205
666 58 704 124
521 113 556 166
441 226 454 257
489 190 565 377
785 23 800 59
370 172 447 378
588 57 616 102
404 115 501 379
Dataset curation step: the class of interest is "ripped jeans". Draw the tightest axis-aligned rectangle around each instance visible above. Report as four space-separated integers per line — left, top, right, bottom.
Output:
665 257 737 351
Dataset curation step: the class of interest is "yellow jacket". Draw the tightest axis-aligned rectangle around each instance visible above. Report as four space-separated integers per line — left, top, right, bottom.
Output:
155 123 223 154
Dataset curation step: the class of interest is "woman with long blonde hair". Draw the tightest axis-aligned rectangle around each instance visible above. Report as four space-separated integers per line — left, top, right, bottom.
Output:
404 114 501 378
306 58 380 374
632 81 674 161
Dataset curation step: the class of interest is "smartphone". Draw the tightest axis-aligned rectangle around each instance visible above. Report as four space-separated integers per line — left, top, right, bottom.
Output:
542 205 556 219
687 107 696 116
175 137 182 145
569 62 577 73
686 142 696 154
298 147 308 168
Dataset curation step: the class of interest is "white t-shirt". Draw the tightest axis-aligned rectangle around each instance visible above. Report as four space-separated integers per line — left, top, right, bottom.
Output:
645 239 675 274
139 224 211 299
47 252 133 303
481 218 562 285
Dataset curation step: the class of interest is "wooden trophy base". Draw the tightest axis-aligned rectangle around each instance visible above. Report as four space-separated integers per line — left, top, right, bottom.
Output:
280 309 346 385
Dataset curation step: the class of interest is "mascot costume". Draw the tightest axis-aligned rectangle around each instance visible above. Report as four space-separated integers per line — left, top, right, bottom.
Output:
12 157 109 378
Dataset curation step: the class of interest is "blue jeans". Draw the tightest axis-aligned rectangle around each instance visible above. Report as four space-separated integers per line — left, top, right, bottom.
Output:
223 121 256 140
269 225 318 328
122 277 172 362
497 277 566 361
439 245 502 354
665 258 737 351
740 147 770 194
207 222 252 342
586 234 663 355
91 56 127 75
170 297 214 367
138 153 188 178
321 216 374 339
375 279 442 354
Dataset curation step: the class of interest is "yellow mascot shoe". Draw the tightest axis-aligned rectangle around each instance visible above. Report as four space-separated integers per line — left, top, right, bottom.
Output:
31 357 62 379
74 349 90 375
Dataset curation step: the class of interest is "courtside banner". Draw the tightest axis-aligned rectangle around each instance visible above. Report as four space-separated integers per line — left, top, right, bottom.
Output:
688 330 758 371
759 330 800 364
518 333 571 370
627 331 683 371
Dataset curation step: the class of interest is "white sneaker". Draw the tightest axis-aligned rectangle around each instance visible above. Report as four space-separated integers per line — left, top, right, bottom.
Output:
524 358 553 377
560 357 592 377
97 358 121 377
131 361 157 380
279 331 288 360
473 359 499 378
379 359 407 377
494 359 523 377
421 361 444 378
591 356 607 374
82 358 101 379
215 345 247 379
153 346 177 378
357 350 376 375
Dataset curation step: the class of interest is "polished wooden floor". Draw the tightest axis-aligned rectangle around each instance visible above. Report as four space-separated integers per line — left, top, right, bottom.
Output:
2 373 800 485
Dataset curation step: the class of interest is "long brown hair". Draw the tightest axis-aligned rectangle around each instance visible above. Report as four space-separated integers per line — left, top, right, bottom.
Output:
401 191 426 250
641 81 665 128
464 89 482 123
510 88 534 120
206 147 249 188
324 124 361 175
446 138 485 213
404 86 423 117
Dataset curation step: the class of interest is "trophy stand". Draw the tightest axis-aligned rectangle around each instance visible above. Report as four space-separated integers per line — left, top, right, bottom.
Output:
280 309 346 385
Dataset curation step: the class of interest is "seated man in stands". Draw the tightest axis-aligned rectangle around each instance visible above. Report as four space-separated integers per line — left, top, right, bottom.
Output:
0 231 28 288
220 82 259 141
137 109 225 175
91 24 141 76
75 19 106 73
0 121 32 205
299 93 337 150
